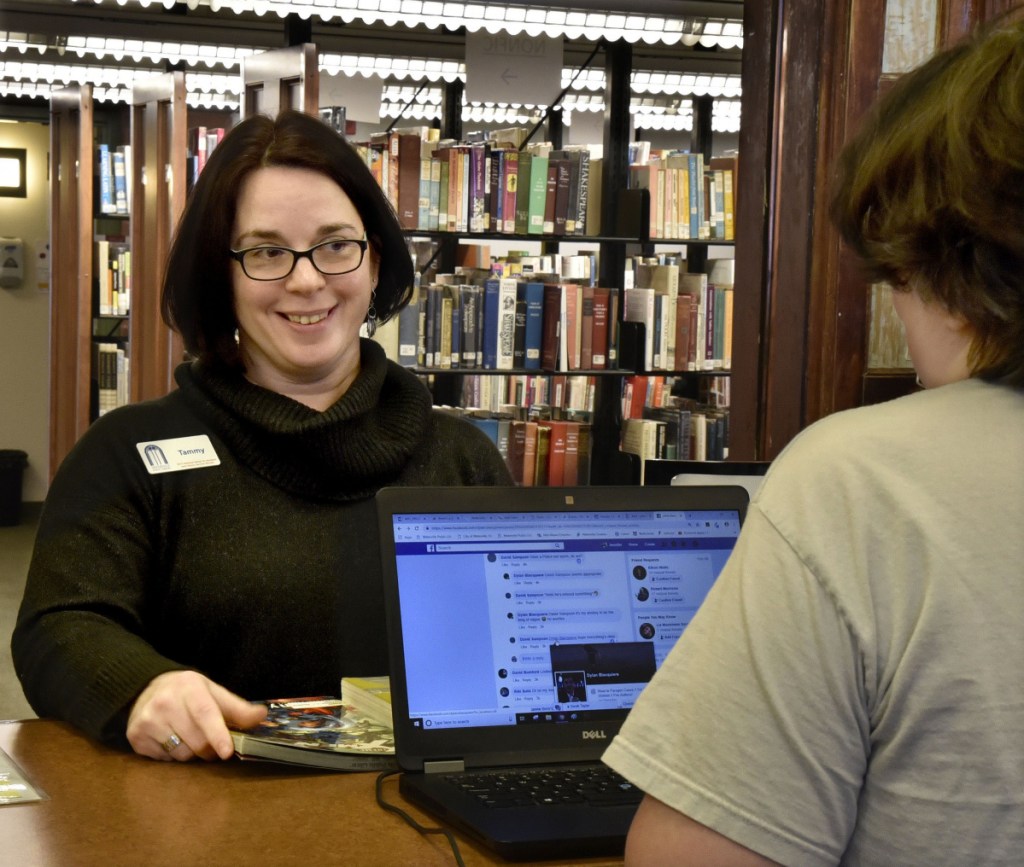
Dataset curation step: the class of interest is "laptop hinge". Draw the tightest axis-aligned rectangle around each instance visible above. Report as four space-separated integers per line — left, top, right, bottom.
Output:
423 759 465 774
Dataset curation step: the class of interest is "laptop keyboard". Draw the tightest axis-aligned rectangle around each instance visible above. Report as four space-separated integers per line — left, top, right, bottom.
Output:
444 766 644 809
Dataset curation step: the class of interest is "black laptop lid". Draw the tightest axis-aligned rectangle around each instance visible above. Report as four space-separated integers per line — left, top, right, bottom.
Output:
376 485 748 772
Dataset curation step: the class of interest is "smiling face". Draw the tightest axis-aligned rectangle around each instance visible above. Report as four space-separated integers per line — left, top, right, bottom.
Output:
231 165 378 409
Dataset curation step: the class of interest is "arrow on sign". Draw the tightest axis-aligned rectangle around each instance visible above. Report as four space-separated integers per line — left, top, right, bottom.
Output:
500 68 518 85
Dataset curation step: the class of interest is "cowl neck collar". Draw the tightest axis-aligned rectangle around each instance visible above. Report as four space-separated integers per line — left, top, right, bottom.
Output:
175 339 432 501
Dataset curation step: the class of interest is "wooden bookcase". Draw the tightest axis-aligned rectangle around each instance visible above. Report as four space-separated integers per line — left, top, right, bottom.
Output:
395 38 736 484
129 71 187 404
47 48 321 478
48 85 95 475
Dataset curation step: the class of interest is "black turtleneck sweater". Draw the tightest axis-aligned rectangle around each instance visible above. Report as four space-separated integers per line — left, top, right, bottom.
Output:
12 340 512 746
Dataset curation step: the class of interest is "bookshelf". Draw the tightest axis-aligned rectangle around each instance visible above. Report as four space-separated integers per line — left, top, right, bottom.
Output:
369 39 736 485
47 49 320 478
47 35 737 485
49 85 94 475
129 71 187 404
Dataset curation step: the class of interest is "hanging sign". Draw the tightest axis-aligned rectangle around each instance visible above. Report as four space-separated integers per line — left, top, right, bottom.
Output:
464 32 563 105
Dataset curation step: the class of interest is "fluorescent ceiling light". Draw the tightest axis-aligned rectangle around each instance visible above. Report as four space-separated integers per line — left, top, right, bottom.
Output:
71 0 743 48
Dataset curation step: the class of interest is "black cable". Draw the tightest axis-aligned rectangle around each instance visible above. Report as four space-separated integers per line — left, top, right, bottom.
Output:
374 770 467 867
385 82 430 134
519 37 607 151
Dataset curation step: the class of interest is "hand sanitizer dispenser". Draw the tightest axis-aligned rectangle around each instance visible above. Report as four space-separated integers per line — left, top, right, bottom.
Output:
0 237 24 289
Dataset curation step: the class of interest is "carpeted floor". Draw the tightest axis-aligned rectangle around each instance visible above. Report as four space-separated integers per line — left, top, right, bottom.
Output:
0 504 40 721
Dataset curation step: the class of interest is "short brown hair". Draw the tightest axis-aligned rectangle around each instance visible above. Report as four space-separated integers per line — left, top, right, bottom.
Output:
162 110 414 370
830 16 1024 387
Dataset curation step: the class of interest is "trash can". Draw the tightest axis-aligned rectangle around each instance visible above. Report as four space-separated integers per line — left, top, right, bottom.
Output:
0 449 28 526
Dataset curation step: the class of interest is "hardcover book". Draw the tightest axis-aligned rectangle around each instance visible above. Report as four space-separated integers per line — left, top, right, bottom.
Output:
230 696 396 772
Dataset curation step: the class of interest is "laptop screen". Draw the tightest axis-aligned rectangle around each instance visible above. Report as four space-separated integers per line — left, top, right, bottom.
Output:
379 486 745 743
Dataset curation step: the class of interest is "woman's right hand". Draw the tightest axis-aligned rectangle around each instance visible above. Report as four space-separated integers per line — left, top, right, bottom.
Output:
126 670 268 762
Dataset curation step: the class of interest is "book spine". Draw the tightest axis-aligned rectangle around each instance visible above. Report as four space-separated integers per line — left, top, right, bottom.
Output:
522 281 544 371
496 276 518 370
528 155 549 235
503 150 519 234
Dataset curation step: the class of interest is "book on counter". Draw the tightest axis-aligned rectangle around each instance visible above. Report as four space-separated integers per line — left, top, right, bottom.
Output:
340 675 393 728
230 696 396 771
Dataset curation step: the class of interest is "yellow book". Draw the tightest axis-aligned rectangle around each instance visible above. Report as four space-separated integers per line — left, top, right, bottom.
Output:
340 676 393 728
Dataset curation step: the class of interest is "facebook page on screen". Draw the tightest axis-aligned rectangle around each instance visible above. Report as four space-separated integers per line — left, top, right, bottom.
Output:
391 507 742 730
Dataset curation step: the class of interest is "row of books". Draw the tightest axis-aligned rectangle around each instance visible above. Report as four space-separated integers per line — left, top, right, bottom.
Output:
628 150 738 241
619 373 732 475
97 142 131 216
93 341 130 417
95 239 131 317
622 374 731 419
621 407 729 476
355 127 602 237
624 259 733 372
451 409 593 487
185 126 226 191
399 276 622 373
455 373 597 418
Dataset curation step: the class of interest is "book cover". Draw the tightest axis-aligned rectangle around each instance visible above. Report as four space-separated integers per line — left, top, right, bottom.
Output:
396 132 422 229
675 292 697 371
624 286 656 372
111 148 128 214
488 147 503 232
481 276 501 369
459 284 481 368
519 280 545 370
496 276 518 370
562 420 581 485
98 143 115 214
542 160 559 235
397 294 422 367
423 283 439 367
96 238 112 315
571 149 591 236
230 696 396 772
550 157 573 235
562 282 582 371
507 419 528 484
521 420 539 486
512 295 528 369
340 676 393 728
534 423 551 486
502 149 519 234
469 142 487 233
545 419 569 485
591 286 610 369
579 285 595 369
527 154 549 235
514 152 533 235
540 283 562 371
585 156 603 237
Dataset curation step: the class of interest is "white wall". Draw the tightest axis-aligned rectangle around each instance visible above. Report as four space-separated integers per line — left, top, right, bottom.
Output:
0 120 51 503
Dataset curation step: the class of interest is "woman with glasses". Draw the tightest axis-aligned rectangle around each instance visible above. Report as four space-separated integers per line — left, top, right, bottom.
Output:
13 110 512 761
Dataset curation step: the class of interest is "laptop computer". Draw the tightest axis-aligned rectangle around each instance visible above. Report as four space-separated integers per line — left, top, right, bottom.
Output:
375 484 748 861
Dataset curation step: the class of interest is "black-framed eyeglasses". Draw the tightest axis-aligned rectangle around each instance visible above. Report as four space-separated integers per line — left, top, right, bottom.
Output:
230 237 369 281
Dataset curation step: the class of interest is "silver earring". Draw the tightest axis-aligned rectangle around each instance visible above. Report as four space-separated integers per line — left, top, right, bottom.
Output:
365 287 378 337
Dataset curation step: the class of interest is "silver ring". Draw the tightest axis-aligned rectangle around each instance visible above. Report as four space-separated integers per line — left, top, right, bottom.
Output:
161 732 183 753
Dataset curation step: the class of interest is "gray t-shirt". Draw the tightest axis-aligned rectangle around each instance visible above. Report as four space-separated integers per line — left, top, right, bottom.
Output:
604 378 1024 865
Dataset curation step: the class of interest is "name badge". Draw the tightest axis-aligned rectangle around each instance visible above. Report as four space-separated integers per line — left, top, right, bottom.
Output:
136 435 221 475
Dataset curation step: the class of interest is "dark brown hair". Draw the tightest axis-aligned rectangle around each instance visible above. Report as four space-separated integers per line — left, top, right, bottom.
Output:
162 110 414 369
830 16 1024 387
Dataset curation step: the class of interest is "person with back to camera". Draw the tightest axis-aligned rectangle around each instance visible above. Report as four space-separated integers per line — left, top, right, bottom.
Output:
12 110 513 763
603 15 1024 866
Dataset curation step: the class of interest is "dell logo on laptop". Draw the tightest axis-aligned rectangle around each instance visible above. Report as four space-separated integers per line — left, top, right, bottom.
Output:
582 730 607 740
